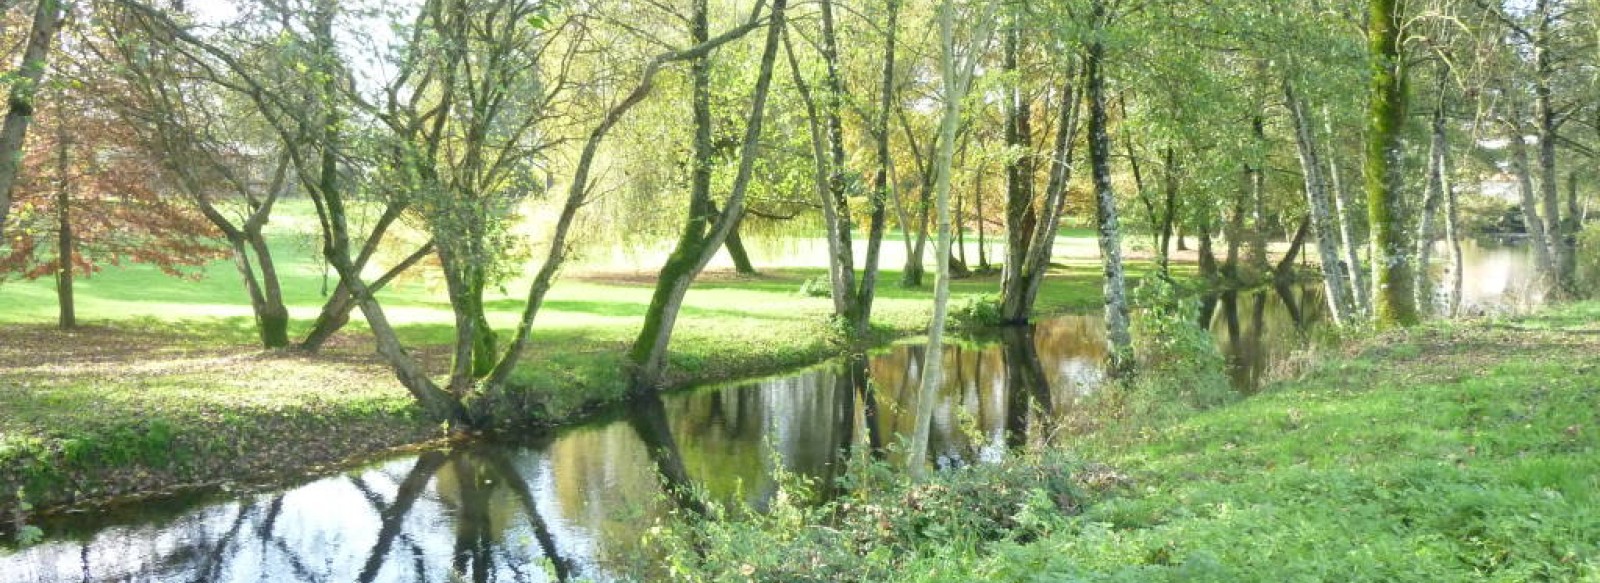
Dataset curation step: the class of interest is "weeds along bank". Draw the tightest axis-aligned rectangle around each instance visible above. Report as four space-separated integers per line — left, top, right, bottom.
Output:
646 300 1600 582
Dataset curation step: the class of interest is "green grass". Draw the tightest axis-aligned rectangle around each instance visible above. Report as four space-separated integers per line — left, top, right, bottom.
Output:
648 302 1600 582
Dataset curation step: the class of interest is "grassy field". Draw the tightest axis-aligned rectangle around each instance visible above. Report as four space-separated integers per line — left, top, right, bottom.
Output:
0 201 1176 514
656 302 1600 581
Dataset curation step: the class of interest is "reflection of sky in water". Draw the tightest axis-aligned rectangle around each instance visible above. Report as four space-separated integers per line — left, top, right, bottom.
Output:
2 242 1539 581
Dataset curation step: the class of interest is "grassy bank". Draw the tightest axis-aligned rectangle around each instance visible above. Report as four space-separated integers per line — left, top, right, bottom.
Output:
0 205 1170 516
655 302 1600 581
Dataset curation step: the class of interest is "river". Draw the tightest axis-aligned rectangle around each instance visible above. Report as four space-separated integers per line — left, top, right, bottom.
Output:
0 241 1538 582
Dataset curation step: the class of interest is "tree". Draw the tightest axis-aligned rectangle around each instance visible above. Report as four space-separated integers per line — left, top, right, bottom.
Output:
1365 0 1419 328
1 52 224 328
629 0 789 391
907 0 994 479
1084 0 1133 367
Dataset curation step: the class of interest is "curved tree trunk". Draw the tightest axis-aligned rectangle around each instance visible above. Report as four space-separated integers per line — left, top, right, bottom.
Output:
1324 107 1370 314
629 0 788 391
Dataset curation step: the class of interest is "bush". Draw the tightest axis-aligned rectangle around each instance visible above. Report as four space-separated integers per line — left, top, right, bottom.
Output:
646 451 1083 582
1122 279 1235 417
949 293 1003 329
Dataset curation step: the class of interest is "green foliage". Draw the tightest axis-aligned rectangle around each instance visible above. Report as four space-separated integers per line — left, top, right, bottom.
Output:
949 293 1003 329
1119 279 1235 418
645 451 1083 582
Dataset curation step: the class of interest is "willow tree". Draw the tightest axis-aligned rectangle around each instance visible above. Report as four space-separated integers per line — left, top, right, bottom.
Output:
628 0 789 391
1365 0 1418 328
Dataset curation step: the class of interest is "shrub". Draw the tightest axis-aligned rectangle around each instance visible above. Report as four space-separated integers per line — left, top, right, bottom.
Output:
646 451 1082 582
949 293 1003 329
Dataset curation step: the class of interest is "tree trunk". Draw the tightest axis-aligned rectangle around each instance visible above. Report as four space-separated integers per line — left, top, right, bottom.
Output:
1365 0 1418 328
54 122 74 330
854 0 897 339
999 5 1038 323
1284 78 1355 325
1533 7 1573 295
1248 115 1271 274
1158 147 1179 275
909 0 992 480
1324 107 1370 314
1275 215 1311 280
1416 82 1447 316
724 216 757 275
0 0 64 240
1086 0 1132 370
629 0 787 391
1444 131 1464 317
1507 112 1557 287
299 241 433 351
1001 72 1081 324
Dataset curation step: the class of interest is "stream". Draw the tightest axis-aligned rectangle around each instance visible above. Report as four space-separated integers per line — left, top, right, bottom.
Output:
0 241 1539 582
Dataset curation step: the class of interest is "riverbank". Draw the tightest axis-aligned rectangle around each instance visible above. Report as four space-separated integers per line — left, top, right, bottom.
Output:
0 260 1151 519
656 301 1600 581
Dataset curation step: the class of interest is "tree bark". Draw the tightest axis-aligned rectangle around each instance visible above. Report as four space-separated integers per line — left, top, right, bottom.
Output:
1507 111 1557 287
1284 78 1356 325
999 5 1038 323
54 120 74 330
1001 72 1081 324
1247 115 1271 274
1416 80 1448 315
854 0 897 339
1365 0 1418 328
1323 107 1370 314
1086 0 1133 370
0 0 64 240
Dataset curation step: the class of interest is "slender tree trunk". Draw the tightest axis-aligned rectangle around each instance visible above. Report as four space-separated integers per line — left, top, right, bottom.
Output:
1248 115 1271 274
1416 80 1448 315
1324 107 1370 314
1533 6 1573 295
854 0 897 338
1444 132 1464 317
0 0 64 240
54 123 74 330
976 172 990 269
1285 78 1356 325
1275 215 1311 279
1198 208 1219 282
629 0 787 391
1158 147 1179 275
724 216 757 275
299 242 433 351
1086 0 1132 370
1365 0 1418 328
909 0 992 480
1507 111 1557 287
